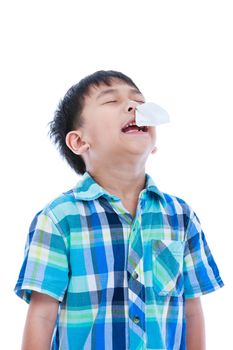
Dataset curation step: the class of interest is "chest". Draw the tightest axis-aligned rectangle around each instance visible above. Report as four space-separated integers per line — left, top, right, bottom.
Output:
121 198 139 218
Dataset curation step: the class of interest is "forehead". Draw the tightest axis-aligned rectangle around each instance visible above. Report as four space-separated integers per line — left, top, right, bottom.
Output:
86 80 143 100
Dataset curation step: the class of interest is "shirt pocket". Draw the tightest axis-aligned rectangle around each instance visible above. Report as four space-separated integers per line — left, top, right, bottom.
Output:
151 239 185 297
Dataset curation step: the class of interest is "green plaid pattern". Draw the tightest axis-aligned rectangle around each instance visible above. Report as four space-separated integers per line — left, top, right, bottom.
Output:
14 172 224 349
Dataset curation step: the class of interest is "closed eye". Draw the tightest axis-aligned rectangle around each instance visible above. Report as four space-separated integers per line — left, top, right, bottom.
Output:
104 100 145 105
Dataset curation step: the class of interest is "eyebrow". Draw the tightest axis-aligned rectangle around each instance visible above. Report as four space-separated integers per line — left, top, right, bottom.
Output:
96 88 144 100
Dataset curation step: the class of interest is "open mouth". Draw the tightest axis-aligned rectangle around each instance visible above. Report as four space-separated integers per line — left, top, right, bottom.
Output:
121 121 148 134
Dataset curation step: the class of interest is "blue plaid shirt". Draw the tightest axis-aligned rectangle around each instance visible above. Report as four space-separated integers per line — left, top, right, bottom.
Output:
15 172 224 349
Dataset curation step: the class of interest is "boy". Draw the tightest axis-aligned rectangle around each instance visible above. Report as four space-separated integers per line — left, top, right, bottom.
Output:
15 70 224 350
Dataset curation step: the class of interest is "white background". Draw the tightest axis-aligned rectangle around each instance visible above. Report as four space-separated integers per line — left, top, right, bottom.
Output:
0 1 232 348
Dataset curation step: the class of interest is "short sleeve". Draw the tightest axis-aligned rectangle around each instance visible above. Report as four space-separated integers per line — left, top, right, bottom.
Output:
183 209 224 298
14 210 69 303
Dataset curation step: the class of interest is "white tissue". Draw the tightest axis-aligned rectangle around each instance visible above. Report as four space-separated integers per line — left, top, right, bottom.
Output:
136 102 170 126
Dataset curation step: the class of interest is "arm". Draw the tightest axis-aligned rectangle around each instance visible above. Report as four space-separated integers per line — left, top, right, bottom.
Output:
185 297 206 350
22 291 59 350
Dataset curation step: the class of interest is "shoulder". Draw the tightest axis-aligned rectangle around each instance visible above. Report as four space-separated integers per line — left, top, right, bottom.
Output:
160 192 196 229
146 173 193 218
162 192 192 214
161 192 204 237
46 188 77 210
37 186 83 225
27 187 84 244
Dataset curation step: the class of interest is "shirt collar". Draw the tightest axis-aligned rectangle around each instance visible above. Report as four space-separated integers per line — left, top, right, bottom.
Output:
73 171 166 205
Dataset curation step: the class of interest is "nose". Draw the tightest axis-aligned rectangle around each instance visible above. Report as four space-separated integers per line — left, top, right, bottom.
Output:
126 100 138 113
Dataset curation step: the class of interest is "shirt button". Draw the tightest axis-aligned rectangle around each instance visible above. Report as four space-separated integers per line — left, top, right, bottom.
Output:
133 316 140 324
132 271 138 280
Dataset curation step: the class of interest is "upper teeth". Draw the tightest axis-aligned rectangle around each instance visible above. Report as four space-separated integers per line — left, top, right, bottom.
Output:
124 121 136 128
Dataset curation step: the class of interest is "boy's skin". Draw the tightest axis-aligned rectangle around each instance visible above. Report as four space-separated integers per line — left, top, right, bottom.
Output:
22 80 206 349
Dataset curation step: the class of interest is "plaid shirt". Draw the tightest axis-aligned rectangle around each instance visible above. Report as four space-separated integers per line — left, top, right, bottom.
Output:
15 172 224 349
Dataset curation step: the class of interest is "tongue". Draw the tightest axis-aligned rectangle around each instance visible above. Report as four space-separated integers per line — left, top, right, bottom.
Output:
123 125 140 133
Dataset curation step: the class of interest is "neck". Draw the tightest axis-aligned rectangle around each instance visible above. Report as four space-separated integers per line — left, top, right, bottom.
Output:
87 163 147 200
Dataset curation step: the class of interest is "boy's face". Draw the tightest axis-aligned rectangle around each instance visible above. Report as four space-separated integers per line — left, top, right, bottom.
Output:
69 79 156 167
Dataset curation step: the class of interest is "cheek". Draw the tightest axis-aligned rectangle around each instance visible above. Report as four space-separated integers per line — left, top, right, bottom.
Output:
88 123 115 145
152 127 157 140
99 120 118 136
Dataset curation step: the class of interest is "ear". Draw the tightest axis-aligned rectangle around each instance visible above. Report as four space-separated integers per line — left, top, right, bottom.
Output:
65 130 90 155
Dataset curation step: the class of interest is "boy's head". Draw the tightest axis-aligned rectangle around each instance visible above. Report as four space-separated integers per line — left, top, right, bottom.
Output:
49 70 156 175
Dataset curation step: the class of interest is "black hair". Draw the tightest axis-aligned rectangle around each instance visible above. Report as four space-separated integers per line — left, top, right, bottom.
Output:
49 70 140 175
